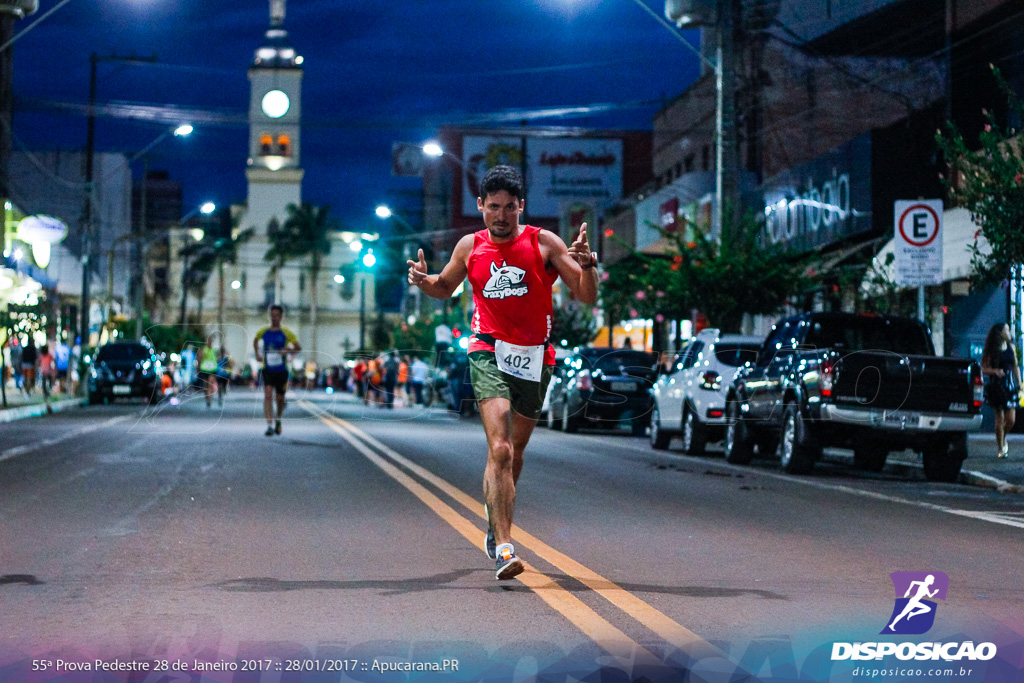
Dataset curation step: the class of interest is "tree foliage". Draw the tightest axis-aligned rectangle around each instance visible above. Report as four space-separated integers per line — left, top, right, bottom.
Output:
935 66 1024 287
602 210 814 333
550 301 598 348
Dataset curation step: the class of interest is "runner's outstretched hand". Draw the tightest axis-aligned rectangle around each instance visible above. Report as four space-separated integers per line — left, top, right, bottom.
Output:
407 249 428 286
569 223 597 269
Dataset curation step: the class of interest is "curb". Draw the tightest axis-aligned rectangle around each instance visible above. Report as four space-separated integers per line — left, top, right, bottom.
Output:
826 452 1024 495
0 398 86 423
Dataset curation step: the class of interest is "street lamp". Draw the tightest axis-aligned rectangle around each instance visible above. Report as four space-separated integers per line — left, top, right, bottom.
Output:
131 123 195 340
358 247 376 350
177 201 215 326
106 199 212 333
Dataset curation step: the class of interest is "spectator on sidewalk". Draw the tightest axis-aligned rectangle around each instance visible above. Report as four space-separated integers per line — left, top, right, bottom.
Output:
410 355 429 405
55 340 70 394
9 339 23 391
39 344 57 400
21 338 38 396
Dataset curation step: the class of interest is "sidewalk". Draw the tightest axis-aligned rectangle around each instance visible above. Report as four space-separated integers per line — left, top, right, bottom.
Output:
829 434 1024 493
0 387 84 423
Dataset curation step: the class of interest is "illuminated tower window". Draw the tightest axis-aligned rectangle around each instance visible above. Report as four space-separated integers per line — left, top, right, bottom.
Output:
277 134 291 157
260 134 273 155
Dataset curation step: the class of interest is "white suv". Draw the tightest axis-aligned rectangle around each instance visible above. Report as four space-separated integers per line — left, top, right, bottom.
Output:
650 328 762 454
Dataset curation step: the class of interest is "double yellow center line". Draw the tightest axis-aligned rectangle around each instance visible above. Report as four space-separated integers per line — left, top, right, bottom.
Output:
300 401 725 666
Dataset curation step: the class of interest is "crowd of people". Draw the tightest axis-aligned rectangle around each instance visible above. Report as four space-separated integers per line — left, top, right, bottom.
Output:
349 351 431 408
1 335 76 400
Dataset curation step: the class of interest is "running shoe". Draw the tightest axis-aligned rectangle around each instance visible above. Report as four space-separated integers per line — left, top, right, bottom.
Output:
275 420 282 435
484 504 496 559
264 424 275 436
495 544 524 581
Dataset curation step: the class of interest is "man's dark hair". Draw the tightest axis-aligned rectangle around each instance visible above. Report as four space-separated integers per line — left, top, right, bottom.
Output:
269 304 284 315
479 165 524 201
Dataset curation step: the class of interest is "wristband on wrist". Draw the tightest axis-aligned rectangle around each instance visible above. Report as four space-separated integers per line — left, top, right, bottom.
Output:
581 255 598 270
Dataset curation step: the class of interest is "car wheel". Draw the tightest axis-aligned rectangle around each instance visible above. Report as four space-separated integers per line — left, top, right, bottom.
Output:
853 445 888 473
922 434 966 483
650 406 671 450
561 401 579 433
681 405 707 455
723 399 755 465
779 404 820 475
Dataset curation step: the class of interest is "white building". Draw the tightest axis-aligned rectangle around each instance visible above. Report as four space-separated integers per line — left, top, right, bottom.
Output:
185 0 374 370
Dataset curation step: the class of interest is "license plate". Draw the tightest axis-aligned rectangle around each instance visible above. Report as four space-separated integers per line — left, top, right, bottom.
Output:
610 381 637 392
112 385 131 395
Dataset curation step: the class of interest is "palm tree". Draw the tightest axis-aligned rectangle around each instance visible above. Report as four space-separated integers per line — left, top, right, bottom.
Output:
180 211 254 329
264 202 336 358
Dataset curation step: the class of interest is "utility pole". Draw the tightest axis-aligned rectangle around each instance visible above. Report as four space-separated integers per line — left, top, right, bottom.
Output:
714 0 740 240
0 2 37 239
78 52 157 347
134 158 148 340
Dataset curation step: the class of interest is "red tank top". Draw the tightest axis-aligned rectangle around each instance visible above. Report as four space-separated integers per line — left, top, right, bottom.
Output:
467 225 558 364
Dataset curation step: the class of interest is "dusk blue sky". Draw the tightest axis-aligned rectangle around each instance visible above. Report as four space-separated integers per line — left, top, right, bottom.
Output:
14 0 702 232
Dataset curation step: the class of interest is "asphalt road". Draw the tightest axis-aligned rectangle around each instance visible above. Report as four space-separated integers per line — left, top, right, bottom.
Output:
1 389 1022 682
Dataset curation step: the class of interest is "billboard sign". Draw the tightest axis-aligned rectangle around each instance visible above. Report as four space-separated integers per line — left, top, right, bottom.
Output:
460 135 623 218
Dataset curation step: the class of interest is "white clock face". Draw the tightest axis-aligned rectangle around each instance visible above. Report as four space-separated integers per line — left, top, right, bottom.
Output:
261 90 290 118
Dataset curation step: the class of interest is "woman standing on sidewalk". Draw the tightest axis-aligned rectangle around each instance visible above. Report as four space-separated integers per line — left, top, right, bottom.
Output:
982 323 1021 459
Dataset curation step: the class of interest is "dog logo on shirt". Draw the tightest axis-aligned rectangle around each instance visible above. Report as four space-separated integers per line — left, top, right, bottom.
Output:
483 261 528 299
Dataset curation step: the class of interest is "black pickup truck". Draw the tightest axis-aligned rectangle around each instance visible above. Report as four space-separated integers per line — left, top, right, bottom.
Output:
723 312 984 481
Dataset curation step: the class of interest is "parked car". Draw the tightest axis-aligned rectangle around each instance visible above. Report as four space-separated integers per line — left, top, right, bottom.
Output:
88 341 162 404
538 346 574 422
649 329 762 453
546 347 658 435
724 312 983 481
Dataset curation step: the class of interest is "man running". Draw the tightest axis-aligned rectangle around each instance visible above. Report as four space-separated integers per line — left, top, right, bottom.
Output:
407 165 598 580
198 335 219 409
253 305 301 436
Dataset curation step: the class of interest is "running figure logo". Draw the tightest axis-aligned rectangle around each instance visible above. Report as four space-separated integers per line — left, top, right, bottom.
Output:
482 261 528 299
881 571 949 635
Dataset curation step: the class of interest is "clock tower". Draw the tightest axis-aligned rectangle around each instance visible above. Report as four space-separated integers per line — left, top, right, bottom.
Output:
245 0 303 234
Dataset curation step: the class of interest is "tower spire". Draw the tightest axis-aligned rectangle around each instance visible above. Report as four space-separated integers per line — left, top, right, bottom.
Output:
270 0 285 27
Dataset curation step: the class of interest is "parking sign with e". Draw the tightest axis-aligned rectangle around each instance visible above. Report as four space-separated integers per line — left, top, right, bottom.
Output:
894 199 943 286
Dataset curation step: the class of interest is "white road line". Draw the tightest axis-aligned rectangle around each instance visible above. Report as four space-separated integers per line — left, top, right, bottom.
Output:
0 415 133 463
566 433 1024 531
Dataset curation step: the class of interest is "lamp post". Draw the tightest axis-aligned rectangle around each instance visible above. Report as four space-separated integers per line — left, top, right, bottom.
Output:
131 124 193 339
177 202 215 327
358 247 376 351
106 198 210 332
78 52 160 347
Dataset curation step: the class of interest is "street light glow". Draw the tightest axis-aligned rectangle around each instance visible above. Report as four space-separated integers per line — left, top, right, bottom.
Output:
350 240 363 252
422 142 443 157
362 250 377 268
334 274 345 284
174 124 194 137
231 280 242 290
375 205 392 219
200 202 216 214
